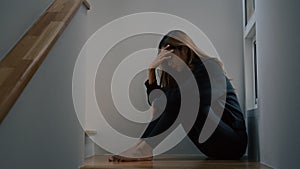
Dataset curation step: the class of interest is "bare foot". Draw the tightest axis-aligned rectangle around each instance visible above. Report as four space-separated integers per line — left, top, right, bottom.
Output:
108 140 153 162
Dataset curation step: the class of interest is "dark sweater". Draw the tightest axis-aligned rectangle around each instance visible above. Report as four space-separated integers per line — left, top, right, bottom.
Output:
144 58 247 159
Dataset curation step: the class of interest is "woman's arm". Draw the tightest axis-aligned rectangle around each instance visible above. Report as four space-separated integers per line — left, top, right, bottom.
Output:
148 45 173 84
145 45 173 103
148 45 174 84
148 68 156 85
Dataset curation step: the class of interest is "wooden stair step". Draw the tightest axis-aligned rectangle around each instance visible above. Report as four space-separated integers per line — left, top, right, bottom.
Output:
80 155 272 169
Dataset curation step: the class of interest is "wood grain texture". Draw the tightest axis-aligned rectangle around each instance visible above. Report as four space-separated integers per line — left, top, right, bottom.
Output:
0 0 90 123
80 155 272 169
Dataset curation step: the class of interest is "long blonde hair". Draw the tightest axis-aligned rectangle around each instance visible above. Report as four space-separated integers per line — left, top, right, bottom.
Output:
158 30 225 87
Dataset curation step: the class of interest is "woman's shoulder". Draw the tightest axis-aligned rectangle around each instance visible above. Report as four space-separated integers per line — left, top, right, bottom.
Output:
202 57 223 69
193 57 224 77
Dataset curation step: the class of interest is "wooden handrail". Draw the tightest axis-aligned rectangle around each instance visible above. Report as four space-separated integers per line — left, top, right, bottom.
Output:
0 0 90 123
82 0 91 10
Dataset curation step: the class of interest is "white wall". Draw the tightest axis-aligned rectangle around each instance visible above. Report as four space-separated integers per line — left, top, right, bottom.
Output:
86 0 244 155
0 4 88 169
0 0 54 60
256 0 300 168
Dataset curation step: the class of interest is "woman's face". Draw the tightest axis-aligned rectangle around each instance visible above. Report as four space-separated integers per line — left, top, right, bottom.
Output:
165 45 187 72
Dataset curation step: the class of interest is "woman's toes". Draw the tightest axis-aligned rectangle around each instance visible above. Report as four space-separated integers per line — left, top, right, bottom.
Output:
108 155 119 162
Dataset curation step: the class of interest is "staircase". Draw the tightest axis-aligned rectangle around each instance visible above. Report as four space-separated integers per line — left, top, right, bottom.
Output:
0 0 90 123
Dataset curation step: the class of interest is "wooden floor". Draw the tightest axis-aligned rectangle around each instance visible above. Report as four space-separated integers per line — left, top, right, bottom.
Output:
80 155 272 169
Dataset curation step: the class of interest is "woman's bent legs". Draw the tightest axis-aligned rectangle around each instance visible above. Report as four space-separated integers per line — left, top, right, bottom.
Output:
189 119 248 159
142 108 247 159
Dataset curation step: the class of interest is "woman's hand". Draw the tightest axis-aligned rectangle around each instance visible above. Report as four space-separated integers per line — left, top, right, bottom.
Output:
149 45 173 69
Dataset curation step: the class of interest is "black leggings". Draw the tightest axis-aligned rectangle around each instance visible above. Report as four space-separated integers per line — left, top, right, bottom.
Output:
141 105 248 159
